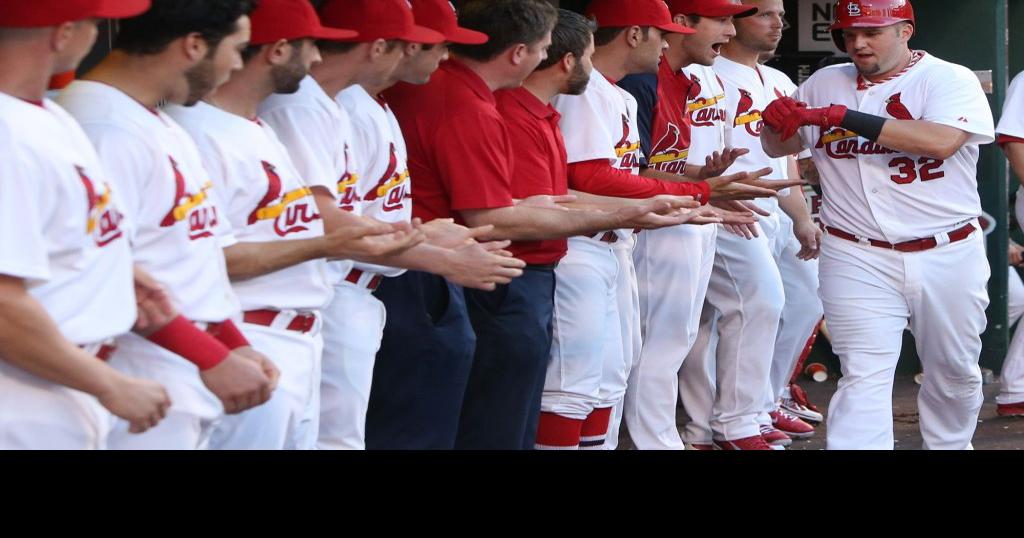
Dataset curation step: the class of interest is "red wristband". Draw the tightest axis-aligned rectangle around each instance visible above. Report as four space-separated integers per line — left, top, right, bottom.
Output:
206 319 249 350
146 315 230 371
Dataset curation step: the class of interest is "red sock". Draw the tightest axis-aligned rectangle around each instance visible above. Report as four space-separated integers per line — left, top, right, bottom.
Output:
579 407 613 450
535 412 583 450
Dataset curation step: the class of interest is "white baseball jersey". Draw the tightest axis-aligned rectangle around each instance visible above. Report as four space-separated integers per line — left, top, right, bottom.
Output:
553 68 641 241
682 63 731 165
714 57 792 202
337 85 411 278
0 94 135 345
795 52 995 243
259 76 360 281
167 102 333 312
997 70 1024 139
58 81 241 323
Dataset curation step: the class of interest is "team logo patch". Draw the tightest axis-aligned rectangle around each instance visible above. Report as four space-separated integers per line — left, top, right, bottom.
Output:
159 156 218 240
363 143 411 213
614 114 641 170
847 2 862 17
733 89 763 136
337 143 361 212
885 93 915 120
649 123 689 174
77 166 124 247
249 161 320 237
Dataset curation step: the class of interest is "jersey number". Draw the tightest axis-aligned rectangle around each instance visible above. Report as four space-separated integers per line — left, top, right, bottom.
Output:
889 157 945 185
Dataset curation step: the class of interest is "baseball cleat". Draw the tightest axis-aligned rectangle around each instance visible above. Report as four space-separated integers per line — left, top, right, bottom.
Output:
997 402 1024 417
770 409 815 439
713 435 773 450
780 396 824 424
759 425 792 447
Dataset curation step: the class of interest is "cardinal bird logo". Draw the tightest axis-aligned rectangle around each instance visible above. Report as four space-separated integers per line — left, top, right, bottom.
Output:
736 89 754 116
649 123 689 172
614 114 641 160
733 89 764 136
687 73 703 102
885 92 914 120
364 143 410 212
160 156 190 227
249 161 284 225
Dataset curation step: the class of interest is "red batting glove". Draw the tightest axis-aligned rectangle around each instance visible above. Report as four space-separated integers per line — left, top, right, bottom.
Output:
775 104 849 141
763 96 806 132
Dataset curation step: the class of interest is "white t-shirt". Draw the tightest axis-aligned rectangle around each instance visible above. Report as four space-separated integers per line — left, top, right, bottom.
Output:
795 52 995 243
553 68 641 241
337 85 411 278
58 81 241 323
0 94 135 344
259 76 359 281
714 56 794 206
682 63 731 166
167 102 333 312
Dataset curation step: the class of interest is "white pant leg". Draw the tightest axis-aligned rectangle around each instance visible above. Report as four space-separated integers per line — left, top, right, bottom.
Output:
999 268 1024 404
107 333 223 450
624 225 715 449
317 284 386 450
208 321 322 450
706 226 784 441
679 303 719 444
605 235 640 450
543 238 620 421
908 233 988 450
0 360 110 450
820 235 909 450
768 215 823 412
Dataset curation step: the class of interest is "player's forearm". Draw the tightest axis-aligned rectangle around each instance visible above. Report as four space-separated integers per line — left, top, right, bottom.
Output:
639 167 700 182
366 242 454 276
762 125 805 157
778 183 813 225
567 190 650 210
570 161 709 200
461 205 624 241
1002 143 1024 188
0 279 120 398
223 239 326 281
875 120 970 160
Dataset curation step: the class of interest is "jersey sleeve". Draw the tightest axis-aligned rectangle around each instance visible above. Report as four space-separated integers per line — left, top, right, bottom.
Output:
259 105 340 195
998 71 1024 139
82 124 157 243
0 143 51 281
921 64 995 146
617 73 658 165
553 92 618 164
434 110 515 212
192 135 242 248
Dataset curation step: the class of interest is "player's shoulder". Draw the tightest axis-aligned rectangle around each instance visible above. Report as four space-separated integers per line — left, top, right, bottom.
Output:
912 52 977 83
800 63 857 89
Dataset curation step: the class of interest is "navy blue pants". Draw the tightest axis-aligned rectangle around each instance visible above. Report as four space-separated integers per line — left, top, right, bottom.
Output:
456 267 556 450
365 271 476 450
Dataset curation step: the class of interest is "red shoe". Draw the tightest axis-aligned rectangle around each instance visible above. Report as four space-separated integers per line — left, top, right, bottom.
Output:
770 409 815 439
759 425 792 447
713 435 773 450
997 402 1024 417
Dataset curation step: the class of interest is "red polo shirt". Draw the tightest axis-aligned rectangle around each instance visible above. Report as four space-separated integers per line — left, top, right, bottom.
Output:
385 59 515 224
494 86 569 265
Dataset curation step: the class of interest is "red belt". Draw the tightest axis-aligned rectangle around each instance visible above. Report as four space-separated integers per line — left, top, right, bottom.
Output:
593 231 618 243
824 223 977 253
243 309 318 334
344 268 383 291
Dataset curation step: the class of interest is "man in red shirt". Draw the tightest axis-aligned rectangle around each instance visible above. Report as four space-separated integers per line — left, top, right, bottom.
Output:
382 0 710 450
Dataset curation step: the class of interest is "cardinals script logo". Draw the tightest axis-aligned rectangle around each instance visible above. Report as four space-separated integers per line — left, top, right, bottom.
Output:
614 114 641 170
362 143 411 213
648 123 689 174
159 156 218 241
77 166 124 247
248 161 320 237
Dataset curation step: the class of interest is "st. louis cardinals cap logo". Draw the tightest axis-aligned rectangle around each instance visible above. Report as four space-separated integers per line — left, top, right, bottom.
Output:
847 2 862 16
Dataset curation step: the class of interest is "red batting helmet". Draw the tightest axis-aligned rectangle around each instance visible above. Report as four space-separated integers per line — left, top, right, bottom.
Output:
830 0 915 52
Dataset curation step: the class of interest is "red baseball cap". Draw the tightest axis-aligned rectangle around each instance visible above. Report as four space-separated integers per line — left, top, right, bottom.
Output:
410 0 488 45
319 0 445 44
0 0 150 28
665 0 758 18
587 0 695 34
249 0 357 46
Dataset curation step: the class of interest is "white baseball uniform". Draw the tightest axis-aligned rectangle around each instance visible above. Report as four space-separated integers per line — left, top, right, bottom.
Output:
620 62 719 450
312 84 414 451
794 52 994 449
168 101 333 450
0 94 135 450
547 68 641 449
259 76 378 450
59 81 242 450
994 70 1024 406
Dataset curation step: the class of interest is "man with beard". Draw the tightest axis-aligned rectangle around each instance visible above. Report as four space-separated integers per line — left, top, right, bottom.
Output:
763 0 994 449
615 0 759 451
58 0 280 450
166 0 413 449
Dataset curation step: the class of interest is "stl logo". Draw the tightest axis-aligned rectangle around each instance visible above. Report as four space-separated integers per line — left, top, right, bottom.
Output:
847 2 862 17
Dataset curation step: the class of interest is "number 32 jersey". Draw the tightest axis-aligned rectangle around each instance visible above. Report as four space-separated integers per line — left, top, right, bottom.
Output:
794 52 994 243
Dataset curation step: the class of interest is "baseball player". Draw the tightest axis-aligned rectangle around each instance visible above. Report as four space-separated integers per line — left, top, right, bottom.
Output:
712 0 822 446
616 0 759 450
261 0 524 450
167 0 411 449
58 0 282 450
0 0 172 449
996 70 1024 416
763 0 995 449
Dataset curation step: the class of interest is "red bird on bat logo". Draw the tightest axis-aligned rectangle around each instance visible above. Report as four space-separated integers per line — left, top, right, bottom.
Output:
736 89 754 115
615 114 631 149
364 143 410 212
687 73 702 101
77 165 123 247
734 89 763 136
885 92 914 120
